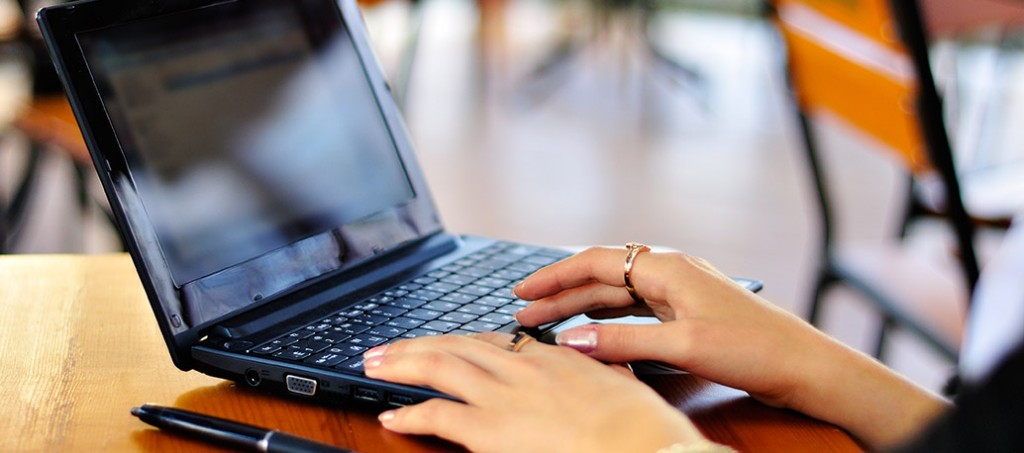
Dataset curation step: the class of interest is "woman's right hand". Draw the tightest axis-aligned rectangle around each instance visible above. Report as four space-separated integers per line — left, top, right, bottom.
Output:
513 246 949 449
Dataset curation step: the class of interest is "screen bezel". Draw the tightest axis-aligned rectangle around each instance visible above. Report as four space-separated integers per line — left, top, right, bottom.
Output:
38 0 445 370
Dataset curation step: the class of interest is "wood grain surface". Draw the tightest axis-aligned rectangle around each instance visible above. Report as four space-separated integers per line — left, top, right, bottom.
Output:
0 254 862 452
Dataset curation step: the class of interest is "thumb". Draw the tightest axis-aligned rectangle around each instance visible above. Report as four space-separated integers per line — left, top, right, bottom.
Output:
554 323 689 366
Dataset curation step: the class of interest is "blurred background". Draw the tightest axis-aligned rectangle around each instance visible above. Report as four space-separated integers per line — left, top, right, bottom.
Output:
4 0 1024 395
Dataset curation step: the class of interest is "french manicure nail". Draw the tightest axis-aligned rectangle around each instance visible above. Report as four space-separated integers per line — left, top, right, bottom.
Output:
364 344 388 359
555 326 598 354
512 282 524 298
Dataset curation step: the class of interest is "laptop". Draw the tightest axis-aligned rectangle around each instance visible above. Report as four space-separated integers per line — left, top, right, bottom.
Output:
38 0 762 407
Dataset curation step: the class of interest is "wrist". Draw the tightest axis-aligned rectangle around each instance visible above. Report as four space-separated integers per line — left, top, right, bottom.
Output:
787 335 950 449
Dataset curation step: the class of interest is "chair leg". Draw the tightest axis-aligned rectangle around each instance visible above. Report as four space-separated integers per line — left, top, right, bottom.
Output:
807 268 836 325
2 143 43 253
874 316 895 361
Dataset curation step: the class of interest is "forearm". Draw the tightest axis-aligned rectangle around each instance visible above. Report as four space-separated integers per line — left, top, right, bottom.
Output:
789 334 951 449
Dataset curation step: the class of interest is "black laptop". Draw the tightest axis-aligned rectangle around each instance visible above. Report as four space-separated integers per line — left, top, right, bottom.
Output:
38 0 761 407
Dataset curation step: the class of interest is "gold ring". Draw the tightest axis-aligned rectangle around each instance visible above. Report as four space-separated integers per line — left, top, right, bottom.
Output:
624 242 651 307
509 332 534 352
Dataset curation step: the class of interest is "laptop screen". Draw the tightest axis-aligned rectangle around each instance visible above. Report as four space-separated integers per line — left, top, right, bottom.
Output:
78 0 415 287
56 0 449 337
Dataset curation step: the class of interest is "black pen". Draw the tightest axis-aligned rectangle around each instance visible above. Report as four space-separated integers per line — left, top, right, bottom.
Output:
131 404 355 453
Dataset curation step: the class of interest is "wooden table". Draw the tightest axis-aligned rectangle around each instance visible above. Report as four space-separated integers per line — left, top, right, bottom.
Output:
0 254 862 452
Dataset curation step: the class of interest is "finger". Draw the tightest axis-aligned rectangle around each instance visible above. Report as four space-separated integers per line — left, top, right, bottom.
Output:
554 323 694 366
379 399 488 446
367 334 528 383
515 246 673 306
363 346 501 402
515 282 639 327
585 306 655 320
609 363 639 380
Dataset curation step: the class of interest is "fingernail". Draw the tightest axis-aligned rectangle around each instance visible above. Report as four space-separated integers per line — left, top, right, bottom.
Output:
364 344 389 359
364 356 383 369
556 326 598 354
512 281 524 298
379 410 396 424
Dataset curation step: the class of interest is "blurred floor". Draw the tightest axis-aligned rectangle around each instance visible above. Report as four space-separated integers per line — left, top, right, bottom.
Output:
11 0 1017 393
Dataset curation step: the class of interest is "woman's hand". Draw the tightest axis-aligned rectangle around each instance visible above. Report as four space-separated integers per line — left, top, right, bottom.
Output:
513 246 949 449
362 332 707 453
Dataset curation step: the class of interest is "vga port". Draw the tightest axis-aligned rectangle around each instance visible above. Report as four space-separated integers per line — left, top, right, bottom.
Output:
285 375 317 396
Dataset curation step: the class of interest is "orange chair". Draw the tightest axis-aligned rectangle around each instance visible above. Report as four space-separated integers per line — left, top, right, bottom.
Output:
767 0 980 364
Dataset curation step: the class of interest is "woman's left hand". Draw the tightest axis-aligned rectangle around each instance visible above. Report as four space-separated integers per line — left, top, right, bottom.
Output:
362 333 706 453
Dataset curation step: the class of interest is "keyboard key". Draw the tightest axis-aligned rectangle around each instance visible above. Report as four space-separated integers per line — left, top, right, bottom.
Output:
425 282 460 293
321 331 352 343
401 328 442 339
304 351 349 367
422 301 459 312
335 356 367 375
493 269 528 280
409 289 444 301
352 302 379 311
333 343 369 356
333 323 370 335
449 330 474 336
273 347 312 361
474 277 512 288
370 306 407 318
458 285 493 297
406 309 443 321
440 264 463 273
337 309 364 318
413 277 437 285
440 293 478 305
421 320 461 333
305 323 333 332
440 274 476 286
368 326 406 338
426 270 450 279
397 283 423 292
252 342 283 355
496 322 521 333
508 262 544 273
350 314 389 326
439 312 478 324
386 317 425 330
287 330 315 340
461 321 501 333
292 339 333 353
494 305 521 315
348 335 388 347
458 303 494 316
477 296 513 307
389 298 426 310
479 313 515 325
455 267 491 278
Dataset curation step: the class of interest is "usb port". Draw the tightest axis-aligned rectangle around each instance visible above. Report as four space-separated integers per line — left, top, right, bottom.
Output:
353 386 381 403
387 394 415 407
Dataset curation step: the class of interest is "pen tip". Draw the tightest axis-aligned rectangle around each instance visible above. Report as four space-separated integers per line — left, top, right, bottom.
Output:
130 406 141 417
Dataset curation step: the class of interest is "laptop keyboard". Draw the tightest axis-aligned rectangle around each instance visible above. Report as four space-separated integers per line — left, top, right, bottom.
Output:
248 242 569 374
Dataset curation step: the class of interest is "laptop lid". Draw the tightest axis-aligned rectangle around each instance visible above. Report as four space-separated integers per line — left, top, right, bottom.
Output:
38 0 447 369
